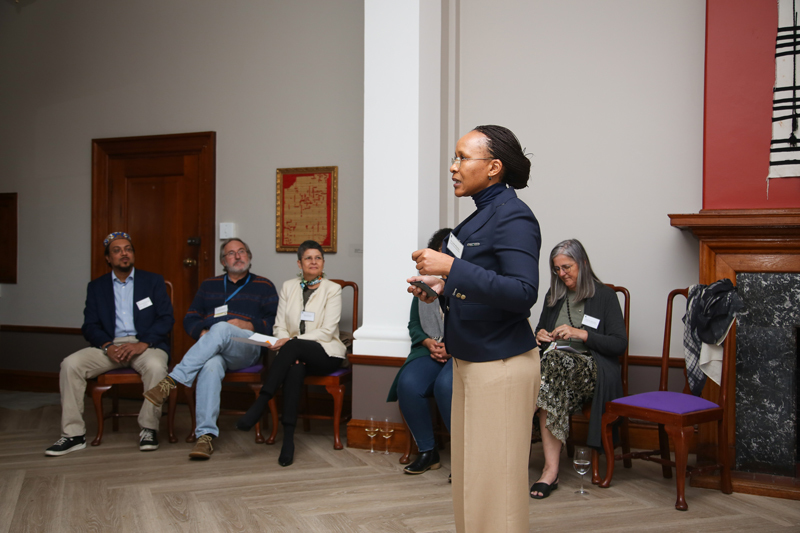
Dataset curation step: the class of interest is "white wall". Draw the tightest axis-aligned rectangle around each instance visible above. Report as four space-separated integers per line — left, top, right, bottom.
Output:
452 0 705 358
0 0 364 327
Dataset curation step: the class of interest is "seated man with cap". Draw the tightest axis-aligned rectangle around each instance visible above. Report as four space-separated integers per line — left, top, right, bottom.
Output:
144 238 278 460
46 232 174 456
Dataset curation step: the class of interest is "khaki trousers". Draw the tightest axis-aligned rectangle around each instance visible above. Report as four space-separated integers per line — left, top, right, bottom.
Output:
451 348 540 533
59 336 168 437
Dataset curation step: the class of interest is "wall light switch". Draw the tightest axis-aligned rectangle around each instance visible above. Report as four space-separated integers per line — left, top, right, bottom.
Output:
219 223 236 239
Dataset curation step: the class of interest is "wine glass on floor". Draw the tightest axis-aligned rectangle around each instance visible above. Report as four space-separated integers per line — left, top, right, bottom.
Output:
365 417 378 453
574 446 590 494
380 417 394 455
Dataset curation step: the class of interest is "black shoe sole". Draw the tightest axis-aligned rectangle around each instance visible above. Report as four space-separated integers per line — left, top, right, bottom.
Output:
403 462 441 475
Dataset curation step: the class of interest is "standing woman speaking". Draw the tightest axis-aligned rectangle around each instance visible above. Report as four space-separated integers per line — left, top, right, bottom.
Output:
408 125 541 533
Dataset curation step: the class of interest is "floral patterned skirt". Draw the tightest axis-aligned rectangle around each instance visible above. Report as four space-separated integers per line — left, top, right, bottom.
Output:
533 349 597 444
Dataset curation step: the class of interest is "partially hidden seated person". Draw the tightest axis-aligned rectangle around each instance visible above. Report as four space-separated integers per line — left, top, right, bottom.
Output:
237 240 346 467
530 238 627 499
388 227 453 475
144 238 279 460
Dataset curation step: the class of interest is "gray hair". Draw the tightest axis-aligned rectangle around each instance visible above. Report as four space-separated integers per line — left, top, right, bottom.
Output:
219 238 253 271
546 239 602 306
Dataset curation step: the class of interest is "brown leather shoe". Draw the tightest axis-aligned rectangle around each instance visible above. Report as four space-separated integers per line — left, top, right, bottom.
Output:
143 378 176 408
189 434 214 459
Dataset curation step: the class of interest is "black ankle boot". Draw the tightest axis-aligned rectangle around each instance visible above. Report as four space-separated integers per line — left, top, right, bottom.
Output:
403 448 441 474
279 425 295 467
236 393 271 431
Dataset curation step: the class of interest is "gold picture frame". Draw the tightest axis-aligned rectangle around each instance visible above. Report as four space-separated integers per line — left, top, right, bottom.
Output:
276 166 338 253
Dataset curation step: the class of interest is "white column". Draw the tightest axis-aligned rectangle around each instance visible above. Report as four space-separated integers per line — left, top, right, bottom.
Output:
355 0 443 357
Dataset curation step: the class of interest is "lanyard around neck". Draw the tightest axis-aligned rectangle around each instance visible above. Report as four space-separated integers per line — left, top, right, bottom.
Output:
224 274 250 304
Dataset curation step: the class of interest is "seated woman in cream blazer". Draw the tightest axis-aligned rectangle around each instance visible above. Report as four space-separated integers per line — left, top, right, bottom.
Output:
237 240 345 466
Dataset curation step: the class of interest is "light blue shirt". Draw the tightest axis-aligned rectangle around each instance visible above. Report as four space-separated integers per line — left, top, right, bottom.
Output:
112 267 137 338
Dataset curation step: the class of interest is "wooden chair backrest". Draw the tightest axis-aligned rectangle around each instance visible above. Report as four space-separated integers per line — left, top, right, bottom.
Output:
660 287 733 409
605 284 631 396
329 279 359 340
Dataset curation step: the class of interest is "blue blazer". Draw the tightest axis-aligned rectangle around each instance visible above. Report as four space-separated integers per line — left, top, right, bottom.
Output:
81 269 175 355
442 186 541 362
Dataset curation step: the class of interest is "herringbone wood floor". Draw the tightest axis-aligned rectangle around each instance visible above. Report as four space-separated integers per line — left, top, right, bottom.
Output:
1 391 799 532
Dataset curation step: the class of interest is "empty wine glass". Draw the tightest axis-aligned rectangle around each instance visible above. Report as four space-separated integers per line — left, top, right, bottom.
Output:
573 446 590 494
365 417 378 453
380 417 394 455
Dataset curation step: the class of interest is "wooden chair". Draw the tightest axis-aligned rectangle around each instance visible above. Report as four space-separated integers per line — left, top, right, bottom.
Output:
266 279 357 450
183 351 278 444
87 280 178 446
565 284 632 484
598 288 733 511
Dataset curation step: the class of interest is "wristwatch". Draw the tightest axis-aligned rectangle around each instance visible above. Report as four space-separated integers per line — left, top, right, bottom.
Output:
102 344 110 355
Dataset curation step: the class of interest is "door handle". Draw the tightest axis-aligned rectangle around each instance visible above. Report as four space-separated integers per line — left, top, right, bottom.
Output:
183 258 198 267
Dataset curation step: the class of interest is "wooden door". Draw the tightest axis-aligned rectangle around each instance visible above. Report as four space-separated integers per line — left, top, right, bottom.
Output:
91 132 216 364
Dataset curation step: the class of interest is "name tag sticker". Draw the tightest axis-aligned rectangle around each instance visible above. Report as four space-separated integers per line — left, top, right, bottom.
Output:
136 297 153 310
300 311 315 322
447 233 464 259
214 305 228 318
582 314 600 329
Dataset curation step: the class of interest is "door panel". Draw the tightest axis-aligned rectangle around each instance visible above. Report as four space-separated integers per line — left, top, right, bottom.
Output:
92 132 215 363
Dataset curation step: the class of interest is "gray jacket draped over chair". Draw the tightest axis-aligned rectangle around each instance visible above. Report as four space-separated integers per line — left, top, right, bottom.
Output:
535 281 627 448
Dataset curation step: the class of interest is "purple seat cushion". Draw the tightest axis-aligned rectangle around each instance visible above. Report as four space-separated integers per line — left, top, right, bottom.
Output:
610 391 719 414
229 364 264 374
104 368 138 375
326 367 351 378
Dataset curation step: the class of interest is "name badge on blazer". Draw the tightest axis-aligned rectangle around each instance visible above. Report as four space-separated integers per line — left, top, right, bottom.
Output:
136 297 153 310
301 311 315 322
447 233 463 258
466 242 481 247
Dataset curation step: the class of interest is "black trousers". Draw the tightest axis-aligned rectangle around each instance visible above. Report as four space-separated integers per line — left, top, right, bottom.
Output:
262 339 342 427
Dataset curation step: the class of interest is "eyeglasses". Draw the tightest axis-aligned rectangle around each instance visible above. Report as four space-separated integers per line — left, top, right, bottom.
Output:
553 263 575 275
450 157 494 167
224 249 248 258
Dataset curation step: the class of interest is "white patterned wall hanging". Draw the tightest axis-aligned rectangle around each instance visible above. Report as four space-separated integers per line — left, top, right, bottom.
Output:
769 0 800 194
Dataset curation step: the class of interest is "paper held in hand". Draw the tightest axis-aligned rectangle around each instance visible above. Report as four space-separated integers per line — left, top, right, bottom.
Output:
232 333 280 347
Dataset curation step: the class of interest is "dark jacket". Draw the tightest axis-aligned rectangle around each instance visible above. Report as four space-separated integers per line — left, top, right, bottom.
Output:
81 269 175 355
441 186 541 362
535 282 627 448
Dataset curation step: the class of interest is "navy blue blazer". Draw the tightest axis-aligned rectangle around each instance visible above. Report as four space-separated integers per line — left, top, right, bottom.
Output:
81 269 175 355
442 186 541 362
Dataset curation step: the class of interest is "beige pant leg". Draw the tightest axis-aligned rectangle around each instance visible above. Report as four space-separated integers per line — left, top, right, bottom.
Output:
59 346 120 437
130 348 168 431
452 348 540 533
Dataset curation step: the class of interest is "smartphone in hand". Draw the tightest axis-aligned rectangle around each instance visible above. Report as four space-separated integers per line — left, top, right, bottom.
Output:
410 280 438 298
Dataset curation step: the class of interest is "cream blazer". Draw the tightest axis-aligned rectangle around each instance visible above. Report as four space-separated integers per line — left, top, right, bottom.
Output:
273 278 347 359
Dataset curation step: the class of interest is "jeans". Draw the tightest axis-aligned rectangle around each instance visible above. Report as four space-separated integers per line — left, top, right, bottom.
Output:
170 322 260 437
396 356 453 452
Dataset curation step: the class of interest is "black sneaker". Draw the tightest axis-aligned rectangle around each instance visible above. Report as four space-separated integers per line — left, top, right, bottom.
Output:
139 428 159 451
45 435 86 456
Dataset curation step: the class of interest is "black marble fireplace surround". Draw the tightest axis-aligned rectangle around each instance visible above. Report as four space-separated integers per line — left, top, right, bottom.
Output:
735 273 800 477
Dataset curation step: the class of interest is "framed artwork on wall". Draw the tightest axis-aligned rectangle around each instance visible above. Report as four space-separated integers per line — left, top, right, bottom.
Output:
276 166 338 253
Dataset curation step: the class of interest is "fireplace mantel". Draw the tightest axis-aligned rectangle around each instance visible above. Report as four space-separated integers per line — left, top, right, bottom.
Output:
668 209 800 500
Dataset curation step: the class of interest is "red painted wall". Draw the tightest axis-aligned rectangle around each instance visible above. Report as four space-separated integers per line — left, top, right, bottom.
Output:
704 0 800 208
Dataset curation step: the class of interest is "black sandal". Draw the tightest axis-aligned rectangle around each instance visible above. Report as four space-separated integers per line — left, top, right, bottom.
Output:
530 479 559 499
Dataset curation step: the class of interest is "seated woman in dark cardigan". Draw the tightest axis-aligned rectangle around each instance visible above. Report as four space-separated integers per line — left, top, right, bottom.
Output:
530 239 627 499
387 228 452 475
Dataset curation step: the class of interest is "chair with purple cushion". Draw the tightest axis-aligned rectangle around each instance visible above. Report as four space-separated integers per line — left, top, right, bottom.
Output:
266 279 357 450
598 288 733 510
